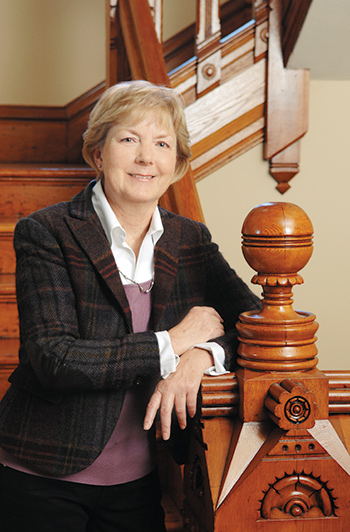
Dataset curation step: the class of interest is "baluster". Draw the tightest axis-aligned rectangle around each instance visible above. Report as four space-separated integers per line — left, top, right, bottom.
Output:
147 0 163 42
195 0 222 96
106 0 130 86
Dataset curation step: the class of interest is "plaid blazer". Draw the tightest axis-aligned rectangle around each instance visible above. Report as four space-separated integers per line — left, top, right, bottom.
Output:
0 181 259 476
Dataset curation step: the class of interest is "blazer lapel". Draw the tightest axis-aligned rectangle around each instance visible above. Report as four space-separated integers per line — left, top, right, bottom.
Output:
151 211 181 329
66 184 182 333
66 183 133 332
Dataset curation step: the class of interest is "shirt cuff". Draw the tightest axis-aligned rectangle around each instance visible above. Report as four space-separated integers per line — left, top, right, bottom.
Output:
194 342 229 376
155 331 179 379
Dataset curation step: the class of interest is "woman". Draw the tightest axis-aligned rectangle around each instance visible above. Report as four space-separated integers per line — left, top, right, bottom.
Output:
0 80 259 531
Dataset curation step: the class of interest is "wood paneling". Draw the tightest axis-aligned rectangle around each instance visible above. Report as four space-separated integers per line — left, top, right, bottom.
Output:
0 84 105 164
0 164 94 217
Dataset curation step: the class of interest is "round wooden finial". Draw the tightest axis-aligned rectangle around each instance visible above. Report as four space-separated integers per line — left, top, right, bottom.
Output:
241 202 313 282
237 202 318 372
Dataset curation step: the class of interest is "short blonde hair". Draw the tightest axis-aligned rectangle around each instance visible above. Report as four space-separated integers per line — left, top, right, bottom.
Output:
82 80 191 182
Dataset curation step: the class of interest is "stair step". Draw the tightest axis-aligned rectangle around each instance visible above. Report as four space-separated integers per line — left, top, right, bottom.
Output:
0 274 18 338
0 163 95 217
0 164 95 273
0 338 19 357
0 339 19 398
0 218 17 274
0 163 95 178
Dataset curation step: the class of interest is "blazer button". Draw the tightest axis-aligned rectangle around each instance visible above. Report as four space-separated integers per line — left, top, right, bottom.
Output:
134 377 142 385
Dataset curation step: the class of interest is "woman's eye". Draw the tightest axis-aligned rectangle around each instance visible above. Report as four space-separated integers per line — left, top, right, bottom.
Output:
157 141 168 148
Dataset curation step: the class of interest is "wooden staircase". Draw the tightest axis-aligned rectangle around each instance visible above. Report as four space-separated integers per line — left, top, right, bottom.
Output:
0 163 95 394
0 1 315 530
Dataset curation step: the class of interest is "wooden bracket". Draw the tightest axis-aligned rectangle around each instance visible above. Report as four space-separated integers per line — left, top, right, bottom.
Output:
264 0 310 193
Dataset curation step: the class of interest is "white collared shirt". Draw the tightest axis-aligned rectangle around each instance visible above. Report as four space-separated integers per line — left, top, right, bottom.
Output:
92 180 227 377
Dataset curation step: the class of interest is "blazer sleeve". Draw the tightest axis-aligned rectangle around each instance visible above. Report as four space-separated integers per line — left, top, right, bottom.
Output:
14 215 162 394
200 222 261 370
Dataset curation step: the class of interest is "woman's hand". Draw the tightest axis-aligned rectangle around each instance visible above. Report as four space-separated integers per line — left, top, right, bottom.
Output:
143 347 213 440
168 306 224 356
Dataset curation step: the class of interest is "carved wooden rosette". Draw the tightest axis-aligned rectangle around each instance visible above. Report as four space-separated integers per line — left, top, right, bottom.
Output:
195 0 222 97
264 378 318 430
260 471 337 520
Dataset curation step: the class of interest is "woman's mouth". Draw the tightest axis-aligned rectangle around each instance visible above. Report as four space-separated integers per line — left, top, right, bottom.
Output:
130 174 154 180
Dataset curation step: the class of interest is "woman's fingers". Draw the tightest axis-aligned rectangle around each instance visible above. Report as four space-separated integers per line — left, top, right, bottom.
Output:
143 389 162 432
143 348 212 439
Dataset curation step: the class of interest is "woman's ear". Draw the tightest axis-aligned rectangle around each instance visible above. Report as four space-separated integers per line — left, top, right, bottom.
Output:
93 148 103 169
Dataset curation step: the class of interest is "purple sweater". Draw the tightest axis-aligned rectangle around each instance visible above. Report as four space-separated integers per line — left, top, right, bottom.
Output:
0 282 158 485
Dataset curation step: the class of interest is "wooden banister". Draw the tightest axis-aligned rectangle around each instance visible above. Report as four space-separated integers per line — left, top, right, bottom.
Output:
281 0 314 66
118 0 168 85
183 203 350 530
200 371 350 418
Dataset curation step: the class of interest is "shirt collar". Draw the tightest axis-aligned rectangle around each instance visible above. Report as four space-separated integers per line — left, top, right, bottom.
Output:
91 180 164 248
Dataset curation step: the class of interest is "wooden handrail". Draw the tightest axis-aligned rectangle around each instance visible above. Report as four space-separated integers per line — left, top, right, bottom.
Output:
118 0 168 85
281 0 314 66
201 371 350 417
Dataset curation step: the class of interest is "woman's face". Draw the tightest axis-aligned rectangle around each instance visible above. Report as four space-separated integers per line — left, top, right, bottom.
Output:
94 110 177 216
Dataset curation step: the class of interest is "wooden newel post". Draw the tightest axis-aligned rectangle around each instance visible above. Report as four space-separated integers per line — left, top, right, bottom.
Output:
183 202 350 531
238 202 318 372
235 202 329 426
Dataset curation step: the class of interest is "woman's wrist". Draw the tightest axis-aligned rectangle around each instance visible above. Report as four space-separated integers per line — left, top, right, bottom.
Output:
180 347 213 372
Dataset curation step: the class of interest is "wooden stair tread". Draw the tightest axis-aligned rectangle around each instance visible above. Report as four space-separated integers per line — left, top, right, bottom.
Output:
0 218 18 232
0 338 19 356
0 163 95 179
0 273 15 291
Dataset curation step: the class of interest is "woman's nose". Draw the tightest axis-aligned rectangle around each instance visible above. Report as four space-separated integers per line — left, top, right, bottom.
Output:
135 143 154 165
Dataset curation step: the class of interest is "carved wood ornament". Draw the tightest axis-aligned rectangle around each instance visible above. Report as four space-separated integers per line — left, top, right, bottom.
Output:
264 0 310 193
183 203 350 531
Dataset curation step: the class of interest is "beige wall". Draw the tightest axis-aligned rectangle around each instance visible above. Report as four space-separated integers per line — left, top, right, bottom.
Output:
197 80 350 370
1 2 349 369
0 0 105 105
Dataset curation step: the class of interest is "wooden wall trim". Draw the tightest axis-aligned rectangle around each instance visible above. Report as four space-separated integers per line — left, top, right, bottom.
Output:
0 83 105 122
